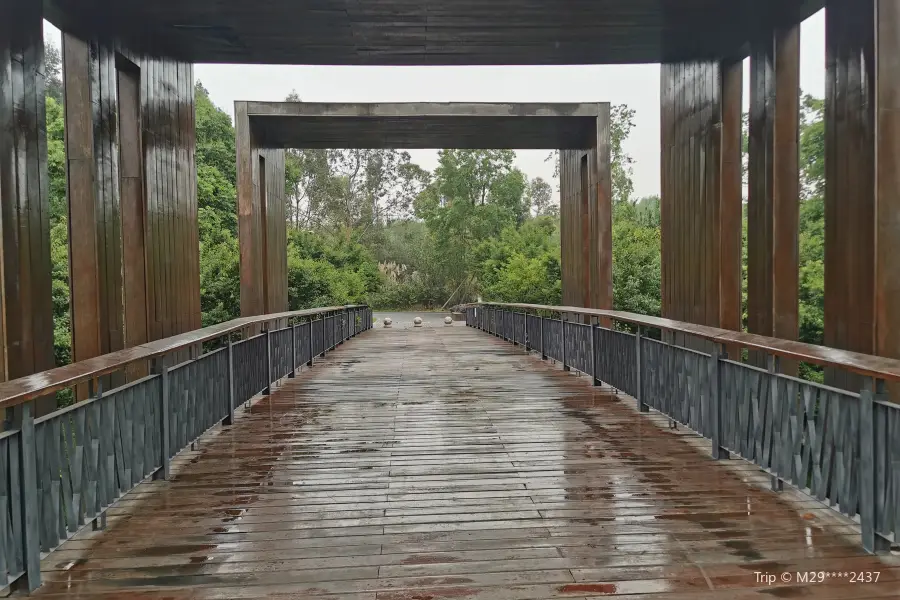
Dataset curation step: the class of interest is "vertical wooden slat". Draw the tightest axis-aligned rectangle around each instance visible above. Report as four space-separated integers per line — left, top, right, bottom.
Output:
63 33 102 387
594 105 612 312
747 38 775 361
118 61 149 372
719 59 743 337
824 0 881 390
772 24 800 366
0 0 56 415
875 0 900 372
235 101 259 317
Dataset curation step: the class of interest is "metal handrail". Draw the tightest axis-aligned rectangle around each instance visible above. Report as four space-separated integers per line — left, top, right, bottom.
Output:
463 304 899 555
0 305 373 592
0 305 368 410
465 302 900 382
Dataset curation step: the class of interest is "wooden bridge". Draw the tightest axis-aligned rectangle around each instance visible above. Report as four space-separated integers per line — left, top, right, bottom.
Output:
0 307 894 599
5 0 900 597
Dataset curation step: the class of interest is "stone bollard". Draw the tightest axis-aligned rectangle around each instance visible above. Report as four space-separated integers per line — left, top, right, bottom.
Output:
444 316 453 326
383 317 393 328
414 317 423 327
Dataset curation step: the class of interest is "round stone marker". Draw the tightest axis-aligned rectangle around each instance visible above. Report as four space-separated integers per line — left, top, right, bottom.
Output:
444 316 453 325
414 317 423 327
383 317 393 328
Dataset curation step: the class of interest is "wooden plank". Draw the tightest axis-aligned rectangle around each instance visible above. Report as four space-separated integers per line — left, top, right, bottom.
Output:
117 60 149 370
824 0 877 390
747 37 775 363
236 101 258 317
62 32 102 386
719 59 743 337
594 106 612 312
772 24 800 374
875 0 900 372
0 0 56 415
26 320 892 598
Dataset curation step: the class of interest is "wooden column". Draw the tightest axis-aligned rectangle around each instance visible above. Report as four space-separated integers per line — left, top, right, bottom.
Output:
660 60 740 348
0 0 56 414
62 33 102 372
117 58 149 379
719 59 744 336
824 0 900 386
560 104 611 313
875 0 900 367
235 101 261 317
236 105 288 317
560 149 584 308
592 106 613 313
747 25 800 365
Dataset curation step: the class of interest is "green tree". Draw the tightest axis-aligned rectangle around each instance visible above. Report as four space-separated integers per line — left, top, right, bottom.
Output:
527 177 556 217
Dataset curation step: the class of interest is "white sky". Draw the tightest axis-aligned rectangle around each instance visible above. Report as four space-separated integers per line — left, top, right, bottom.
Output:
44 10 825 202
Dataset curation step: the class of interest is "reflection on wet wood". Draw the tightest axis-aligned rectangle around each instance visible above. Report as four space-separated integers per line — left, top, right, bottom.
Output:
31 321 898 598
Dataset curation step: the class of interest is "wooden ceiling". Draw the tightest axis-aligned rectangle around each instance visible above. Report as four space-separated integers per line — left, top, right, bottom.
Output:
45 0 822 65
246 103 603 149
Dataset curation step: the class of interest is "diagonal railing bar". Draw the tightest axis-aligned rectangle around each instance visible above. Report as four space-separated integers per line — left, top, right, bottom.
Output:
0 305 372 593
464 302 899 556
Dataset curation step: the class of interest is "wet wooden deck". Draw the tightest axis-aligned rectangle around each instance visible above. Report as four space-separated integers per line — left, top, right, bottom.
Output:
31 319 899 599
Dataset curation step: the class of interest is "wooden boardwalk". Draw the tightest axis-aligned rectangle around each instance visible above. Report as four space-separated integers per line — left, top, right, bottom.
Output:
31 318 899 599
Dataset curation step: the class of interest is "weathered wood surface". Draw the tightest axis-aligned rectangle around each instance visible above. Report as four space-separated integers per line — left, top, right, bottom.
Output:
0 0 57 415
46 0 820 66
235 101 288 317
560 106 611 313
30 319 897 598
660 59 742 349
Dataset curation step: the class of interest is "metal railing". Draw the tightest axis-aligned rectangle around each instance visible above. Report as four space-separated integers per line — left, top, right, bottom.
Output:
0 305 372 592
465 302 899 555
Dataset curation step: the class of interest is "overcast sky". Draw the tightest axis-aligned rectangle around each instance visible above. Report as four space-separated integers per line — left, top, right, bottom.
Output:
45 10 825 202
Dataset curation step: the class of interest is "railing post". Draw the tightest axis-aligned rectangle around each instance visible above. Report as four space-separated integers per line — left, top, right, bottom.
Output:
289 322 297 378
710 344 727 460
524 312 529 351
561 313 569 372
635 327 648 411
152 358 170 480
767 355 783 491
307 318 314 366
263 326 272 395
860 377 891 554
540 316 547 360
13 400 41 592
224 338 235 426
591 316 601 386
